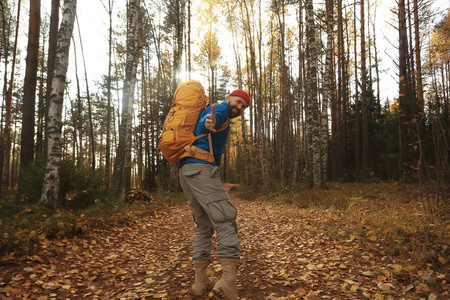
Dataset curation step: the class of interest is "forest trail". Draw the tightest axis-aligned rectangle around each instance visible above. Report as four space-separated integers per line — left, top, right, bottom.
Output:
0 196 444 299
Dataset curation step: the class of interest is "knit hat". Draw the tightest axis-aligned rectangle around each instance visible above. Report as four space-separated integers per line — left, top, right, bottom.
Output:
229 89 251 106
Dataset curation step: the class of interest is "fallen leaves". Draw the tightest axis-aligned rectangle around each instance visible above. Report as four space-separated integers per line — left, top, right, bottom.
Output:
1 194 449 299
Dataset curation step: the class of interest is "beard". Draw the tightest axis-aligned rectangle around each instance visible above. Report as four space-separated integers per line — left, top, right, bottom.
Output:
228 103 241 119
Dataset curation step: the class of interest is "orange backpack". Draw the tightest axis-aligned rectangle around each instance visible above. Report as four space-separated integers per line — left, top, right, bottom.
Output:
159 80 229 165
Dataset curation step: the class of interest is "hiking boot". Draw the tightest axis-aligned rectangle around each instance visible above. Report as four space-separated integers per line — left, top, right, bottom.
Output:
192 260 215 296
212 258 239 300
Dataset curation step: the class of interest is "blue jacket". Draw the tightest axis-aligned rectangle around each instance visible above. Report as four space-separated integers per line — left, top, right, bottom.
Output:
180 101 230 167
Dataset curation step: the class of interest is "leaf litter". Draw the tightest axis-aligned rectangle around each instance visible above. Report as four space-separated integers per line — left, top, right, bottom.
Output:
0 194 448 299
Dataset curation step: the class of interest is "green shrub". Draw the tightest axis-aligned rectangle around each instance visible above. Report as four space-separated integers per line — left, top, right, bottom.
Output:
17 159 46 203
17 158 113 209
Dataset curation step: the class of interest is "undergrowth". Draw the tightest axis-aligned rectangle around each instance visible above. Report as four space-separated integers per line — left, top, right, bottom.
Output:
0 189 163 261
238 182 449 272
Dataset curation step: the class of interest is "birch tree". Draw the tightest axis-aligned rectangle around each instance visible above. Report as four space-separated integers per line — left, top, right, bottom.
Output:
100 0 114 184
40 0 77 207
44 0 60 157
305 0 321 188
321 0 333 188
111 0 141 197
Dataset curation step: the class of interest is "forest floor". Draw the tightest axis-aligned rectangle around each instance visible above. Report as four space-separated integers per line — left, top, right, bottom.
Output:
0 183 449 299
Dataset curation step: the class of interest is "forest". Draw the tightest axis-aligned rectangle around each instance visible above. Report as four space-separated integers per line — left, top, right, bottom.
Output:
0 0 448 207
0 0 449 299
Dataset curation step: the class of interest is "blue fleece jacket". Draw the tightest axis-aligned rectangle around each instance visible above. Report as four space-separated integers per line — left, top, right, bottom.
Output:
180 101 230 167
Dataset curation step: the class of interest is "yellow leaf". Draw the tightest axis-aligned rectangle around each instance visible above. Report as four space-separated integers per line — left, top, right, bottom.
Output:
62 285 71 290
181 264 188 268
94 289 103 295
306 263 317 270
350 284 359 292
391 264 403 272
428 293 437 300
368 235 377 242
316 264 324 269
145 278 154 284
374 294 383 300
153 292 168 298
339 264 347 269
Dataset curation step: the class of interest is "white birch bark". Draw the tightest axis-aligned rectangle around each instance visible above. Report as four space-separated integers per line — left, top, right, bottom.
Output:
40 0 77 207
112 0 141 195
305 0 321 188
321 0 333 188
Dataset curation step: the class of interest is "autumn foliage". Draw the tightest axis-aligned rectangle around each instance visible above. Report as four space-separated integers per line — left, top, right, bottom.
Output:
1 183 449 299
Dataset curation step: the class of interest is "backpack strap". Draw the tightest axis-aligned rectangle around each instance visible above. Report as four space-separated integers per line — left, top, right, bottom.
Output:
180 117 230 163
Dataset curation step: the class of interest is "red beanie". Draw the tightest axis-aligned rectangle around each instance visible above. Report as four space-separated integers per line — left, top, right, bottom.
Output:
229 89 251 106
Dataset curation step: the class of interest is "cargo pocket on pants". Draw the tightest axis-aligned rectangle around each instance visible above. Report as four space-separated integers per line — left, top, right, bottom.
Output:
182 169 201 177
205 191 237 223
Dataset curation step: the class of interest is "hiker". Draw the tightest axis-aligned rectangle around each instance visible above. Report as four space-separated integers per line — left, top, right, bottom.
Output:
178 89 250 300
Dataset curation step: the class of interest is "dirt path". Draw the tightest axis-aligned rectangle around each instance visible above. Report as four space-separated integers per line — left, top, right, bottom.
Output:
0 198 439 299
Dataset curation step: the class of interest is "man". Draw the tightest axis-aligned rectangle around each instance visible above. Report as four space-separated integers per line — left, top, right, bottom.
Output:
179 89 250 300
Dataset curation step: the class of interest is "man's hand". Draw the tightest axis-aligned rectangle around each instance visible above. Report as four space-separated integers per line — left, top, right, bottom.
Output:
205 105 216 132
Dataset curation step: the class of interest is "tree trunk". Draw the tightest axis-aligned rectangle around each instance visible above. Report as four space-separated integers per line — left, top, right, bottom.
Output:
171 0 185 93
72 41 84 166
1 2 12 178
305 0 321 188
40 0 77 208
76 18 96 170
105 0 113 185
372 3 381 113
398 0 409 181
1 0 21 197
36 38 46 156
111 0 141 197
321 0 333 188
413 0 424 112
187 0 191 79
354 0 361 179
45 0 60 157
20 0 41 170
361 0 370 178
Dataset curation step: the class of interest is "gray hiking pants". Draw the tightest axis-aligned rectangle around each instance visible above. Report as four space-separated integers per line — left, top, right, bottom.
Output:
179 163 239 261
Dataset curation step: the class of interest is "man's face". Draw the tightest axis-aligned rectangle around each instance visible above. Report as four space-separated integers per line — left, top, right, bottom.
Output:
227 96 249 119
